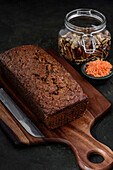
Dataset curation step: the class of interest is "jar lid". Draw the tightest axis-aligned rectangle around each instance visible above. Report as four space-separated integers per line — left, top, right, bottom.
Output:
65 9 106 34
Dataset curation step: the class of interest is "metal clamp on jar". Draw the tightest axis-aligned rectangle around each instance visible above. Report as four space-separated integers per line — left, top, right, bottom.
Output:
58 9 111 65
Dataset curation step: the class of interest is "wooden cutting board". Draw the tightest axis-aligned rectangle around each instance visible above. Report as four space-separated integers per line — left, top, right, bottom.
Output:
0 49 113 170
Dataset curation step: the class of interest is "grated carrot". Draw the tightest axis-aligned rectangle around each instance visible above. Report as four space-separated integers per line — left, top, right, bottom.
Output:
85 59 112 77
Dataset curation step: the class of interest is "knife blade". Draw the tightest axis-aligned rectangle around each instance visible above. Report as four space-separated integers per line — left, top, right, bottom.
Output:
0 88 44 137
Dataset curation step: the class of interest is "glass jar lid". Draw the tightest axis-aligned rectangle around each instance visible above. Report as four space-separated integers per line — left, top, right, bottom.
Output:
65 9 106 34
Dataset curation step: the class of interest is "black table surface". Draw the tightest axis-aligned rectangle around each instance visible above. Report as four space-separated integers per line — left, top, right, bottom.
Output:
0 0 113 170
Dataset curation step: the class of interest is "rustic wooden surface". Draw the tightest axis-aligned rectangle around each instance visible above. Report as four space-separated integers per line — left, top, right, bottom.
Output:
0 0 113 170
0 49 113 169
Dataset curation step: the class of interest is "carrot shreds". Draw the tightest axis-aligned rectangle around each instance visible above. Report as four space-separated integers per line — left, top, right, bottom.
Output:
85 59 112 77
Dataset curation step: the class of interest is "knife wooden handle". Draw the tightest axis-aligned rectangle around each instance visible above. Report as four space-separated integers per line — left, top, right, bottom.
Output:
0 101 67 146
0 100 73 151
0 101 48 145
0 101 45 145
0 101 31 145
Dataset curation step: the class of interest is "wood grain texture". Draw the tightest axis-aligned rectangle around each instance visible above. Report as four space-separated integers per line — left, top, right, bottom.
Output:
0 49 113 170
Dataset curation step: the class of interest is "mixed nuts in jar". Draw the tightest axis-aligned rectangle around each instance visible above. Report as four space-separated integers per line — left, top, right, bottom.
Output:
58 9 111 65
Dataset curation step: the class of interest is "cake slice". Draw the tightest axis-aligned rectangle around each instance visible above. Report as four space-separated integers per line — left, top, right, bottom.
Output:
0 45 88 129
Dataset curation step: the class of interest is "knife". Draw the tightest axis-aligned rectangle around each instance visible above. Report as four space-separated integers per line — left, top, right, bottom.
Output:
0 88 44 138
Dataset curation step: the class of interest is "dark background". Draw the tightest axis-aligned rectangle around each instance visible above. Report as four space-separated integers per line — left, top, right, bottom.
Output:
0 0 113 169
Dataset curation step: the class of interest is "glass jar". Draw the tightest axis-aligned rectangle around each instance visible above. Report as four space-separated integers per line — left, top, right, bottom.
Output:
58 9 111 65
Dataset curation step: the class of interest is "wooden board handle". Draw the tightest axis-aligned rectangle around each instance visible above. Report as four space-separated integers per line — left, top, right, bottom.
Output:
71 135 113 170
30 130 113 170
61 116 113 170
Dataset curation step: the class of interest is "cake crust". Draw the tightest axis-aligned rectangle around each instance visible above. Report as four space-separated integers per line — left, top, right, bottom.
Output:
0 45 88 129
